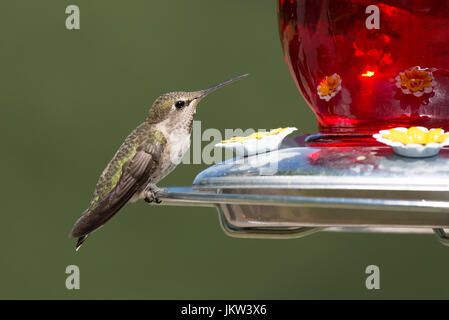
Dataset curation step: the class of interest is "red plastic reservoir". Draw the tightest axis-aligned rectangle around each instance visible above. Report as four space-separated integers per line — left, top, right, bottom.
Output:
278 0 449 137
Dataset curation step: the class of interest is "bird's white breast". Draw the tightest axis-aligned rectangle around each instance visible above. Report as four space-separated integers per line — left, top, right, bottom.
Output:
167 128 191 165
148 122 192 186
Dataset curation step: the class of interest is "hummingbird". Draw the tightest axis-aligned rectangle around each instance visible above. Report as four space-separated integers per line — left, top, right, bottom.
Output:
69 74 248 250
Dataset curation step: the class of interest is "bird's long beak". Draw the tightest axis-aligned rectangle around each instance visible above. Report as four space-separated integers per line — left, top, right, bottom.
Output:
195 74 249 100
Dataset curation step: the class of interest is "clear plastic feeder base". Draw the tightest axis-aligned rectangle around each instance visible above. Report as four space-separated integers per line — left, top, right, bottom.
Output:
154 137 449 247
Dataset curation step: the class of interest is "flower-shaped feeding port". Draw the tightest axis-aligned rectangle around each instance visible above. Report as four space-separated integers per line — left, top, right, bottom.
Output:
317 73 342 101
395 66 436 97
215 127 297 158
373 127 449 158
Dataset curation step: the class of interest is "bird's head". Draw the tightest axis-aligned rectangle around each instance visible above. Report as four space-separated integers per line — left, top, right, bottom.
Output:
146 74 248 131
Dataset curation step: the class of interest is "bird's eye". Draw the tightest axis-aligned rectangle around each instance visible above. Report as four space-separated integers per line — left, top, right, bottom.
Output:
175 100 185 109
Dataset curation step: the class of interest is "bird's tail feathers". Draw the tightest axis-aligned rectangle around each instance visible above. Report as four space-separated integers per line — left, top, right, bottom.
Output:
75 235 88 251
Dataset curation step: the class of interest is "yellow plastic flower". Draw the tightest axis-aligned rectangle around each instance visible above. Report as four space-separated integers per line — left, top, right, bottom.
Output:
382 127 449 145
317 74 342 101
395 67 435 97
221 127 292 144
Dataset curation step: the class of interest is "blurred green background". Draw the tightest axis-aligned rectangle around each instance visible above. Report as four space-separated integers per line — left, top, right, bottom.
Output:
1 0 448 299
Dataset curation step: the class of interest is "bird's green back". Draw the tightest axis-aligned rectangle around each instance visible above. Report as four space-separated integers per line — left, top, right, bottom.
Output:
87 122 155 211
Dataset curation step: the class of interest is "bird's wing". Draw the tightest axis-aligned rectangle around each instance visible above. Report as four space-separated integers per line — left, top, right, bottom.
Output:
69 144 163 239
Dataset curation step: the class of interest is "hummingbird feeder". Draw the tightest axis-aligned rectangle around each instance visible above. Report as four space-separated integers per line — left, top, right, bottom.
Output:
155 0 449 246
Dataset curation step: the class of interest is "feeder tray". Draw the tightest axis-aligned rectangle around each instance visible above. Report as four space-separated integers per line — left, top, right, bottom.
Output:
155 135 449 246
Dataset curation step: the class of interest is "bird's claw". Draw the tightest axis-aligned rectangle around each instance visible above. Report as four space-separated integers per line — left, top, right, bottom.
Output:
144 193 160 204
145 196 162 204
144 187 166 204
144 196 154 204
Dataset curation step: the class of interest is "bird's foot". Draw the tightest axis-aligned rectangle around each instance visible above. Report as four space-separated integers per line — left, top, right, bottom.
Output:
144 192 160 203
144 186 166 204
